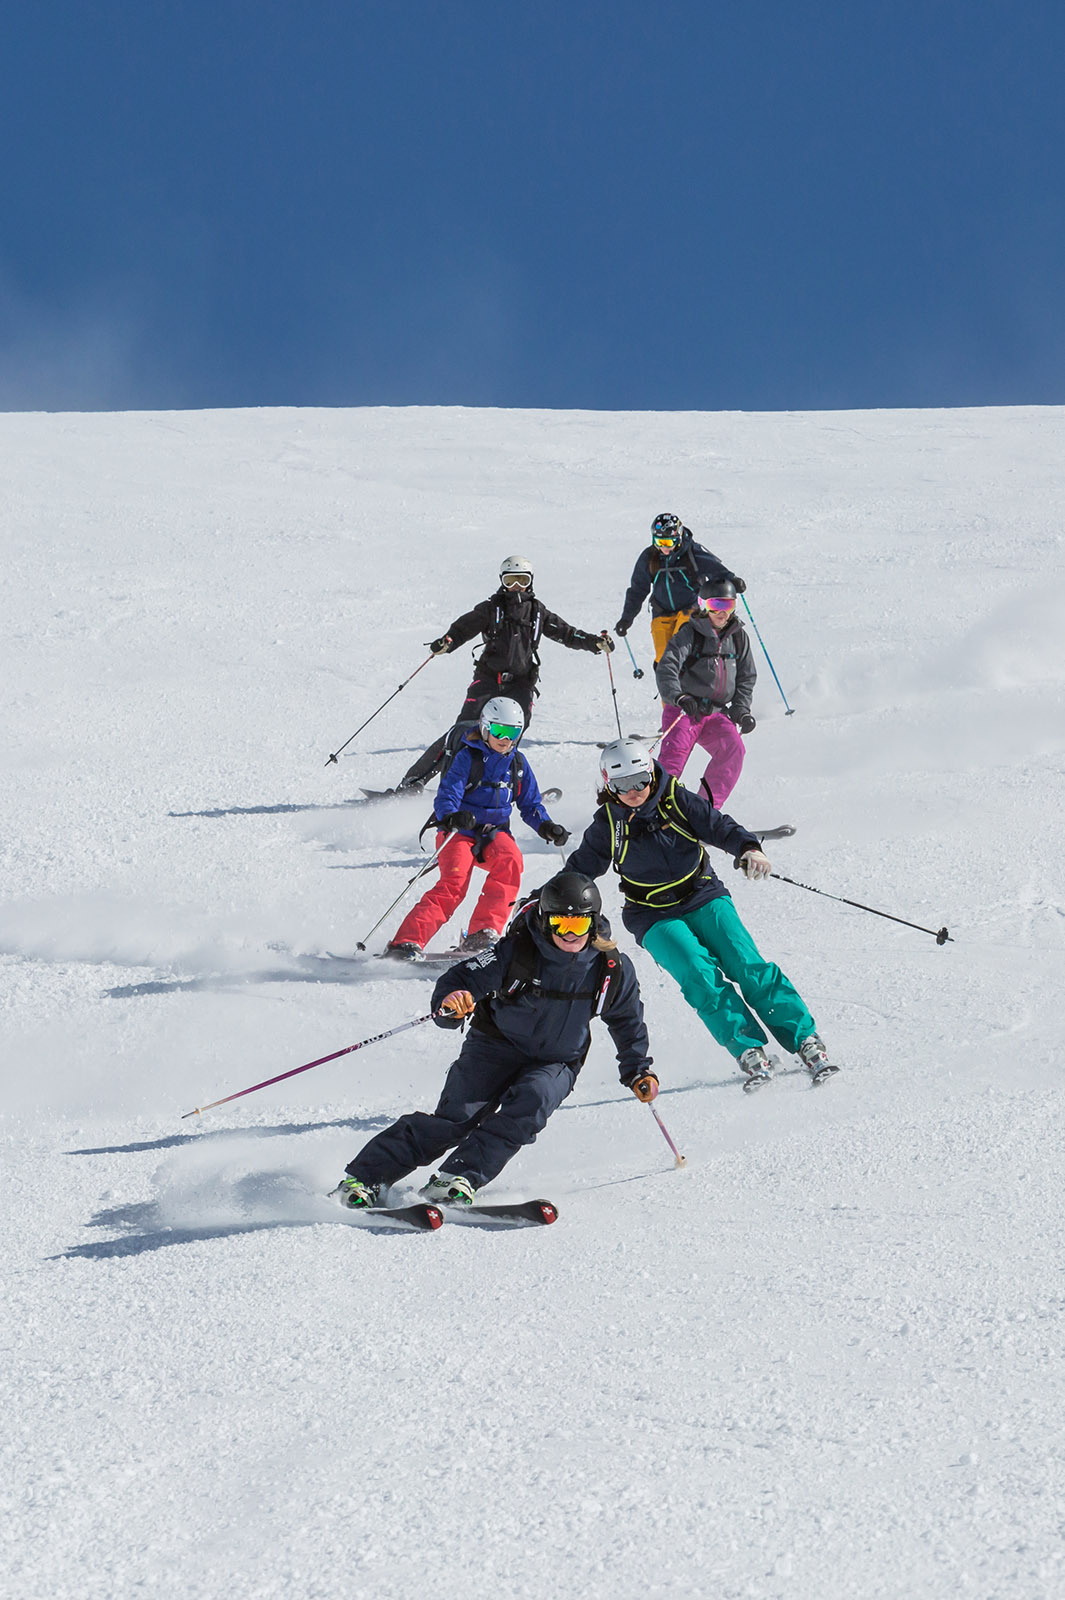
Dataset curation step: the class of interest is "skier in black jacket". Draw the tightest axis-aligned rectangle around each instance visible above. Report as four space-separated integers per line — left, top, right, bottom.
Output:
395 555 613 791
615 513 745 665
331 873 657 1209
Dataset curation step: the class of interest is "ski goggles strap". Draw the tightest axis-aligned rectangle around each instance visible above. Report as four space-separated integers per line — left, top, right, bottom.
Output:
547 913 594 936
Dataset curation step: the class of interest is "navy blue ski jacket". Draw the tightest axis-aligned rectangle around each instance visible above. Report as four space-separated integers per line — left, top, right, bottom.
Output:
433 732 552 835
430 918 652 1083
618 528 738 627
565 766 760 944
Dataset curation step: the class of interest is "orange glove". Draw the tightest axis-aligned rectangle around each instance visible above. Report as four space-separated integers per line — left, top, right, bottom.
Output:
439 990 476 1020
630 1072 660 1103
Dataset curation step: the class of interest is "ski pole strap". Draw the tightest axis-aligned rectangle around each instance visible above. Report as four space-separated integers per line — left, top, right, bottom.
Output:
182 1013 438 1119
769 873 952 944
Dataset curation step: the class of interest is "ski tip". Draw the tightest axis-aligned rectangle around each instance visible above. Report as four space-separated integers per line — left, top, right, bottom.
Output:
425 1205 445 1229
536 1201 559 1224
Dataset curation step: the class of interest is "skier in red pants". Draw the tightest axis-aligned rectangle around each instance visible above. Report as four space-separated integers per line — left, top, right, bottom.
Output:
385 697 569 962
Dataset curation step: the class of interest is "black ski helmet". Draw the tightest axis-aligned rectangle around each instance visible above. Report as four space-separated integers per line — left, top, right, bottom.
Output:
696 576 737 602
651 512 682 539
538 872 602 935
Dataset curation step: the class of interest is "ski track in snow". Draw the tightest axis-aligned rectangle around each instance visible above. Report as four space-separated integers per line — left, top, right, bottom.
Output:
2 404 1064 1600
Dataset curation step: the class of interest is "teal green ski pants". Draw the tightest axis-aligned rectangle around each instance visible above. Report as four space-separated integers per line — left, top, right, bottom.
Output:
641 895 816 1060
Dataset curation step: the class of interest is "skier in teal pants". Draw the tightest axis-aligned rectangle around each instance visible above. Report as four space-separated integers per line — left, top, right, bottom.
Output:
565 738 840 1090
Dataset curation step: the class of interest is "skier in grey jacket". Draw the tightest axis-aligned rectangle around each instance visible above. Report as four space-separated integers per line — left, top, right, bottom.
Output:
655 577 756 807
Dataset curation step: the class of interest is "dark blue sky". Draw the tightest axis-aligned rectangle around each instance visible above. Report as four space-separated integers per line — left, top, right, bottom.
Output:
2 1 1063 411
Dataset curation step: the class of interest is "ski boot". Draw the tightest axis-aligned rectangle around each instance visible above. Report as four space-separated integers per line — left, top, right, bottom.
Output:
419 1172 477 1207
384 942 425 964
330 1176 381 1209
797 1034 840 1085
460 928 500 954
738 1046 777 1093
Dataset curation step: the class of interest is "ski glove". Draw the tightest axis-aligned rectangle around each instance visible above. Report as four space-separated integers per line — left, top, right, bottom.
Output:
676 695 701 719
538 821 570 846
596 632 615 653
437 989 476 1027
438 809 477 833
427 635 452 656
732 712 756 734
736 849 772 881
614 619 629 637
629 1072 660 1103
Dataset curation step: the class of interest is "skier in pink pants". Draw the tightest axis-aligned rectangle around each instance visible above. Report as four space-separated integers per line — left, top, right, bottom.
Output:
654 577 757 808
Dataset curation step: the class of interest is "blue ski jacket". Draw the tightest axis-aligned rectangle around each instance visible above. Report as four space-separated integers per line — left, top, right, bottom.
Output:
433 732 552 835
618 528 738 626
565 766 760 944
430 915 652 1082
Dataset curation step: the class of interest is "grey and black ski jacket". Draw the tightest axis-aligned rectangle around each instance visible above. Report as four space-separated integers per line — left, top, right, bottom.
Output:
655 613 756 718
618 529 737 626
430 915 652 1082
565 766 760 944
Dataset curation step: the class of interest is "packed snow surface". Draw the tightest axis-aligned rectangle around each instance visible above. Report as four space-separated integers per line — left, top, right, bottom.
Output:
3 404 1064 1599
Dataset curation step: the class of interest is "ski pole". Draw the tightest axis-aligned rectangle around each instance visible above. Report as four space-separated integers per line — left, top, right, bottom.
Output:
356 845 444 951
648 1103 687 1168
648 711 685 753
325 654 434 765
602 636 624 738
621 635 645 679
182 1013 436 1119
769 872 952 945
740 595 794 716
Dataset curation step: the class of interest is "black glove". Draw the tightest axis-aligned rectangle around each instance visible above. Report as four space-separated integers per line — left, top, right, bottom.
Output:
614 619 629 637
676 695 701 718
732 577 746 594
426 635 452 656
538 821 570 846
437 809 476 833
733 712 756 734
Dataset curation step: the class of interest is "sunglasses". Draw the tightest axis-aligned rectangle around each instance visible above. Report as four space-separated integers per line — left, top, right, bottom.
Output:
502 573 532 589
611 771 653 794
548 914 593 937
696 595 735 613
487 722 521 742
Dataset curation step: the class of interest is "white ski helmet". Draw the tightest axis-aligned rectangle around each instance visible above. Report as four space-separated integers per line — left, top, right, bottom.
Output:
599 737 654 793
479 696 525 742
499 554 534 586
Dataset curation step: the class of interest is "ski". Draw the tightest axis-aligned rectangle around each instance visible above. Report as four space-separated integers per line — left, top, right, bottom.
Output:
360 787 425 802
346 1202 444 1231
443 1198 558 1226
596 734 653 748
541 787 563 802
752 823 796 841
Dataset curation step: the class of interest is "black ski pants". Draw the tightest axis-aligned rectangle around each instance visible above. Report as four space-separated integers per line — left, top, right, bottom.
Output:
399 672 537 788
347 1032 577 1190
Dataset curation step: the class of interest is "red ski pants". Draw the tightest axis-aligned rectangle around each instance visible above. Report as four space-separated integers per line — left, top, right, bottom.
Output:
393 830 524 950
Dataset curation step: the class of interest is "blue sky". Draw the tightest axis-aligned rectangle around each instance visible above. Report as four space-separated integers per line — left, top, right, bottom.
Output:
2 1 1063 412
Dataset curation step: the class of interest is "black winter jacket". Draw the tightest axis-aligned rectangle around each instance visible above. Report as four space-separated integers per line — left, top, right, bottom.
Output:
618 528 737 626
430 917 652 1082
655 613 756 718
565 766 760 944
440 586 601 683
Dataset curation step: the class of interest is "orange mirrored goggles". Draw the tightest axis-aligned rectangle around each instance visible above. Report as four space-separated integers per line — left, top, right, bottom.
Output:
547 913 593 937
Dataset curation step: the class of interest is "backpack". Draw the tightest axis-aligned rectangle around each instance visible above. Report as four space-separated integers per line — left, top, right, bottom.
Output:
484 904 622 1019
602 775 707 909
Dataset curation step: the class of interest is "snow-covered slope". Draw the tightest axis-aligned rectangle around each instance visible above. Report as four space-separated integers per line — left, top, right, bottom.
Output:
3 404 1063 1599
